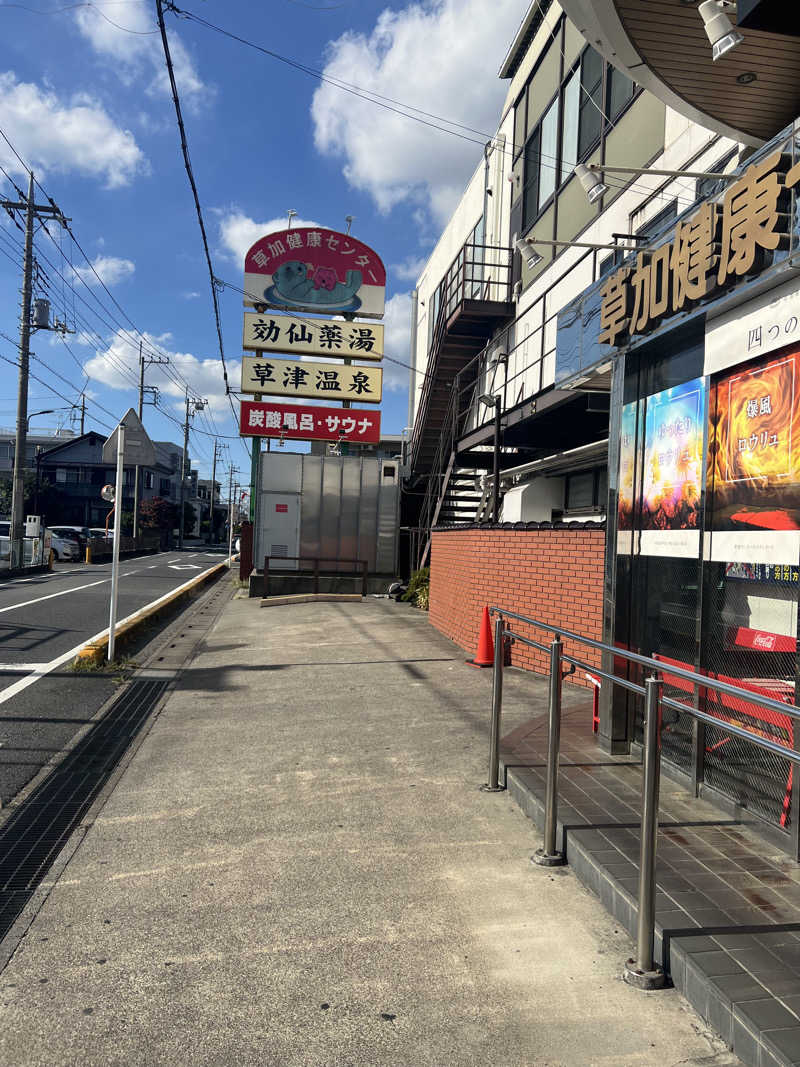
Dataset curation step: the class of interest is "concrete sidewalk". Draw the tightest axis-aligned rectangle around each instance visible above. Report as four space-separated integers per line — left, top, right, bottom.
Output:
0 596 739 1066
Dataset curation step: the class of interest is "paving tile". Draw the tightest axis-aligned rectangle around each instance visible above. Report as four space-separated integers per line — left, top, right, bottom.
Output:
761 1026 800 1064
689 949 747 977
739 999 800 1031
715 972 771 1003
706 988 734 1046
732 1014 760 1066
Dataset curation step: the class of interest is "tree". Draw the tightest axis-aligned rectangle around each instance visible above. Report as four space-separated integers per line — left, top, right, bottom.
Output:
182 501 196 536
139 496 176 530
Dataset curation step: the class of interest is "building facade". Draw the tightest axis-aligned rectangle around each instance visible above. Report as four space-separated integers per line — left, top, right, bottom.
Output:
32 431 193 529
410 0 800 858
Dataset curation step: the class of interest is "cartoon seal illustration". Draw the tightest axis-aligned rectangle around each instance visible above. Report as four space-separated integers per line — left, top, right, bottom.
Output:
264 260 363 312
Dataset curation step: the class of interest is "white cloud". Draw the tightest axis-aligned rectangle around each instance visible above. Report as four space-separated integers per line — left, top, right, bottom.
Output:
217 210 324 265
0 72 148 188
311 0 521 225
83 330 237 418
75 255 135 288
73 1 208 108
381 291 413 394
391 254 428 283
182 291 201 300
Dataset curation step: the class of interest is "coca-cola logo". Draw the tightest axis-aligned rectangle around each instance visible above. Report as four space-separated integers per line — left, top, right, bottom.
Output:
753 633 777 650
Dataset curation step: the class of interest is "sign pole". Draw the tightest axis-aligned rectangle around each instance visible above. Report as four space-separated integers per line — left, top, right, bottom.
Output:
250 393 261 523
107 423 125 662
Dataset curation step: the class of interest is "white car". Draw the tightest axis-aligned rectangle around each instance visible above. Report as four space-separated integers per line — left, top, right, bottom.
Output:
48 530 81 562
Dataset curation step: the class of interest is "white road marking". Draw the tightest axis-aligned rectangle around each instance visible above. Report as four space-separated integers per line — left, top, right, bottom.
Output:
0 578 109 615
0 663 48 671
167 558 181 564
0 559 225 704
168 564 201 571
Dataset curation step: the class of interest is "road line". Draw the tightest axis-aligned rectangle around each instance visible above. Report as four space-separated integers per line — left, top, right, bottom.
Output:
0 663 48 672
0 559 226 704
0 578 109 615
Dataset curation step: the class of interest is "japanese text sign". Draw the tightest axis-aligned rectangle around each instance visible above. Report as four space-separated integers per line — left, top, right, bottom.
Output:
599 149 800 348
240 401 381 444
242 313 383 362
241 356 382 403
244 228 386 319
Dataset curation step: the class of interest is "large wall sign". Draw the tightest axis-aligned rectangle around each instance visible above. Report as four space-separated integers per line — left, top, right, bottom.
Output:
708 348 800 563
639 377 706 558
241 355 382 403
598 150 800 349
243 228 386 319
704 274 800 377
242 313 384 362
240 400 381 444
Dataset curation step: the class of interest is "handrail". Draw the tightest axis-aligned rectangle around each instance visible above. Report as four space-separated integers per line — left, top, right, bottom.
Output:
490 605 800 725
483 603 800 991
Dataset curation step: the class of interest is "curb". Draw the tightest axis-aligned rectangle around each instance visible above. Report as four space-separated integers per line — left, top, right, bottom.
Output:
74 559 230 666
260 592 363 608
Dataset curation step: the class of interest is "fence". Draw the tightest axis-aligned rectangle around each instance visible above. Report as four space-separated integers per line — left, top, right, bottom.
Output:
483 606 800 989
262 556 368 598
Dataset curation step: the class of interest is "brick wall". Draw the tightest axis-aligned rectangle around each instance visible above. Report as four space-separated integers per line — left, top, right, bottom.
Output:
429 524 606 686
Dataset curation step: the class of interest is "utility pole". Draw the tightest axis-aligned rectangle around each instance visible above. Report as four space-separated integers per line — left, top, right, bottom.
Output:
178 388 207 550
227 465 240 564
133 346 169 542
133 340 144 542
209 439 220 544
80 393 86 434
7 172 69 568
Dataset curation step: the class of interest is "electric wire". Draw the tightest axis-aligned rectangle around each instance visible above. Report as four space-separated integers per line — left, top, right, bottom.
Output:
155 0 234 421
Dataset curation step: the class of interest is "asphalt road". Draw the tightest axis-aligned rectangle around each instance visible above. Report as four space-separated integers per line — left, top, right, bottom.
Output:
0 548 229 804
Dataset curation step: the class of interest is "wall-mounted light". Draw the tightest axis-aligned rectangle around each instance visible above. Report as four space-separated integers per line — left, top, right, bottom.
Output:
515 237 543 269
698 0 744 60
573 161 739 205
478 393 499 408
575 163 608 204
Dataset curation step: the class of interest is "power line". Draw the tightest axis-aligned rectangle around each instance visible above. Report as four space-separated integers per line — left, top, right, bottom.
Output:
155 0 234 423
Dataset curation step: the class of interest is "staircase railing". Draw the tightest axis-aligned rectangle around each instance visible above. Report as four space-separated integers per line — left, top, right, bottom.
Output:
409 242 512 473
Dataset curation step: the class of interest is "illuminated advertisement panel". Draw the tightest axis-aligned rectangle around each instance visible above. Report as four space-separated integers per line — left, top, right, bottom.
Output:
708 348 800 564
639 377 705 558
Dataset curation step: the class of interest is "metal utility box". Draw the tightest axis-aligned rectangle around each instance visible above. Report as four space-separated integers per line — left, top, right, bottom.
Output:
253 451 399 589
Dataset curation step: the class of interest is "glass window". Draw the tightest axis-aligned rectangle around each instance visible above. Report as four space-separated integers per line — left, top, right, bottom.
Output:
522 128 540 229
578 47 603 158
607 66 634 120
566 470 595 510
636 202 678 242
696 149 738 201
560 69 580 184
514 95 526 159
538 96 559 208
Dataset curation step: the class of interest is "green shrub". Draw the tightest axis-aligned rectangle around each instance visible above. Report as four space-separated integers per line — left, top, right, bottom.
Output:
402 567 430 610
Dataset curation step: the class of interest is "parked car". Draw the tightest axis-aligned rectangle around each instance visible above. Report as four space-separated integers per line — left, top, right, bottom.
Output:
89 527 113 541
47 529 81 562
49 525 90 549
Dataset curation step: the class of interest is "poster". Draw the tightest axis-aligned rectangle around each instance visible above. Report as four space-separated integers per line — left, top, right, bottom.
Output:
638 377 705 558
708 348 800 563
617 401 637 531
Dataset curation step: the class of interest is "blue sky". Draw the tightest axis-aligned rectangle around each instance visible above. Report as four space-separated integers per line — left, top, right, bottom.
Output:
0 0 523 480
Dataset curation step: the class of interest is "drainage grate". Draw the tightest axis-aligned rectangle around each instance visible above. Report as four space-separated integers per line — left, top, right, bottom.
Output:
0 677 168 943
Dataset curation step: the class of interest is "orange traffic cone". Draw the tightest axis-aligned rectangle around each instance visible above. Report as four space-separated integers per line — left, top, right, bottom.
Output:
467 606 495 668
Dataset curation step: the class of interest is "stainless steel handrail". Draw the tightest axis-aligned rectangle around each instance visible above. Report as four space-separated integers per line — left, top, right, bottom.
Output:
484 605 800 991
491 605 800 724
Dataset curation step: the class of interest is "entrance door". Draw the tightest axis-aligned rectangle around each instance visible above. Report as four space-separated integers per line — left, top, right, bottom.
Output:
262 493 300 570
